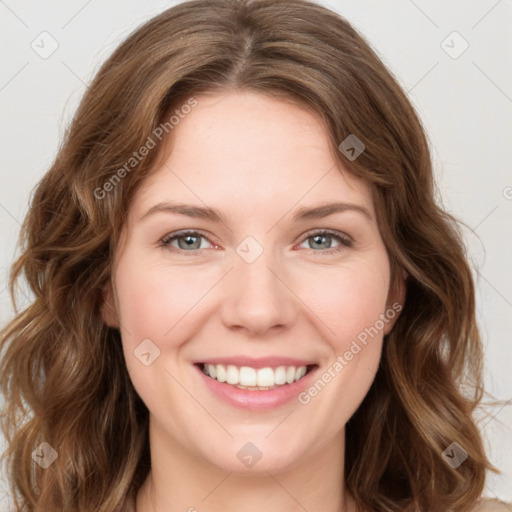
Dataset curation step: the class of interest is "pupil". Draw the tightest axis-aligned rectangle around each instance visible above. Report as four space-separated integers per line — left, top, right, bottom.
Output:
180 235 200 249
313 235 329 249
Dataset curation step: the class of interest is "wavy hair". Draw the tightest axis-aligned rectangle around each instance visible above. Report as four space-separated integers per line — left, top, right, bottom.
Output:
0 0 500 510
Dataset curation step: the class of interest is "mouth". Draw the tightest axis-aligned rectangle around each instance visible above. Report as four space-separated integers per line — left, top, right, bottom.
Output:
195 362 318 391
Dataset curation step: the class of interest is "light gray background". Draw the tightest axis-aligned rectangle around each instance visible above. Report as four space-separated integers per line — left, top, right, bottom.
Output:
1 0 511 508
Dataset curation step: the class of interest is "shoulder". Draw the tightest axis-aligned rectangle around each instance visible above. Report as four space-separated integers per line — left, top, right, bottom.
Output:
471 498 512 511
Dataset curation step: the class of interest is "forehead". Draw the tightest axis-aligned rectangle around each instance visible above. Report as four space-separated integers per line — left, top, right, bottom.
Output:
131 91 374 220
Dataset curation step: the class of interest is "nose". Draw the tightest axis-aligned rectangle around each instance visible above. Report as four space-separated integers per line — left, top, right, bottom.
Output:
220 244 298 337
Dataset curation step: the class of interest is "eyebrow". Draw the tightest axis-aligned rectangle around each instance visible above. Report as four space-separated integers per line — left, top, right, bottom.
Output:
291 202 373 222
138 201 373 224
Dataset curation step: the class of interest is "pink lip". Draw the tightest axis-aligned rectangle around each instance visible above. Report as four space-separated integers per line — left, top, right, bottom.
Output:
195 356 316 369
194 363 319 411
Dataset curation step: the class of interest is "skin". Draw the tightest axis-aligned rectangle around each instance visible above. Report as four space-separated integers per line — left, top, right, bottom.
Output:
102 90 405 512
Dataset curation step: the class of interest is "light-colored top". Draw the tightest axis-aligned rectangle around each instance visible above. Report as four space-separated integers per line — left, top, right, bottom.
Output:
472 499 512 511
121 496 512 511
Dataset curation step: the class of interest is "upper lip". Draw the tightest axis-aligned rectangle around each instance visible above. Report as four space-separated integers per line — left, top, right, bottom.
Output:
195 356 317 369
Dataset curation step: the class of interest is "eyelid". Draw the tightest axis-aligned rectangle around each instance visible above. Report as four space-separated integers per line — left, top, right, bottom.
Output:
160 229 219 251
295 228 353 255
298 228 353 244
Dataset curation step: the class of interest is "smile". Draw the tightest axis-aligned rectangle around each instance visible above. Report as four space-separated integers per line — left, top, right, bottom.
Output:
199 363 316 390
194 358 319 410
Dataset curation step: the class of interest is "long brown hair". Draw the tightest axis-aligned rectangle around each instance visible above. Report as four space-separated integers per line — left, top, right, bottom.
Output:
0 0 500 510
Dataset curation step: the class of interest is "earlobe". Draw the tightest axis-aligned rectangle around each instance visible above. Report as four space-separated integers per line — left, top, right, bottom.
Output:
100 280 120 329
383 268 407 335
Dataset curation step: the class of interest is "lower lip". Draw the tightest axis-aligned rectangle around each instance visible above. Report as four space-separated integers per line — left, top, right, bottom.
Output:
194 364 319 411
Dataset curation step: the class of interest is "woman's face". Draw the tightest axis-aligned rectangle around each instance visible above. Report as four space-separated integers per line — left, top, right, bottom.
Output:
103 90 404 474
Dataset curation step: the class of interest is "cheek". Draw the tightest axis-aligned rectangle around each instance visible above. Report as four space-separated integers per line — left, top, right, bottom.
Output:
113 252 210 413
296 258 390 350
113 252 212 346
293 260 390 428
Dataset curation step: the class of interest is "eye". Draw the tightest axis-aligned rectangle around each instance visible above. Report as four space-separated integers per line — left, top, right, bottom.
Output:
297 229 353 255
160 230 217 255
159 229 353 256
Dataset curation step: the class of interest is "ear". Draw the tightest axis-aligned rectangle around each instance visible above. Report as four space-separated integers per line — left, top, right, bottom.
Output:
383 267 407 336
100 279 120 329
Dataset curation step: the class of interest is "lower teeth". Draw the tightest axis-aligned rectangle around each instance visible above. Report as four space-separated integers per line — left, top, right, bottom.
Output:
231 383 283 391
202 371 289 390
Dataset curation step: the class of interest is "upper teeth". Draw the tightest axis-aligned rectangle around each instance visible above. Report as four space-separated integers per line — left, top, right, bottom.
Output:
202 364 308 388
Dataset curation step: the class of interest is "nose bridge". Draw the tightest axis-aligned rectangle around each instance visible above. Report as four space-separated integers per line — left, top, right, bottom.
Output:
222 236 296 335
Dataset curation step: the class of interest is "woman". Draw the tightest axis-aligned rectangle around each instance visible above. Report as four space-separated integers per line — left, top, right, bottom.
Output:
0 1 510 511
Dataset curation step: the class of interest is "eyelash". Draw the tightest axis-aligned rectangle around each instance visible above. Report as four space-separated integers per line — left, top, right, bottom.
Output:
159 229 353 256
